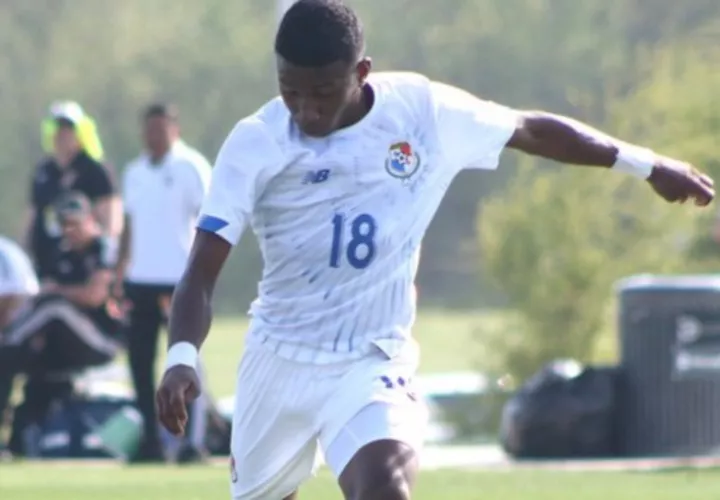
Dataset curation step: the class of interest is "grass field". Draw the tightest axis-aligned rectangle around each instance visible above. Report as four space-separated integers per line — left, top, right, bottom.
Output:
1 463 718 500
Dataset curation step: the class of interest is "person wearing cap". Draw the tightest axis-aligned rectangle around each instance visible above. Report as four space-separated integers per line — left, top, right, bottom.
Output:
0 191 123 456
117 102 211 463
26 101 122 280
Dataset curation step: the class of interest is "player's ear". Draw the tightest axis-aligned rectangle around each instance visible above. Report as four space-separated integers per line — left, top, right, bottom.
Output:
356 58 372 84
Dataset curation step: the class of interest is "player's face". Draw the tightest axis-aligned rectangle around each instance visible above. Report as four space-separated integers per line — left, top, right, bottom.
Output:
277 57 370 137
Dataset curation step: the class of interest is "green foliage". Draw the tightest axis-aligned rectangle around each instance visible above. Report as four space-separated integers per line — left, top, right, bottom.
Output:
0 0 719 310
479 161 691 380
612 43 720 271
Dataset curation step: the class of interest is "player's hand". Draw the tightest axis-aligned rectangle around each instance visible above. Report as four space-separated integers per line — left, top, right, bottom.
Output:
648 159 714 206
156 365 201 437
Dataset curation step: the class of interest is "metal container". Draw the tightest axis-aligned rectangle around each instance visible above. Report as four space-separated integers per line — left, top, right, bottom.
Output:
617 274 720 456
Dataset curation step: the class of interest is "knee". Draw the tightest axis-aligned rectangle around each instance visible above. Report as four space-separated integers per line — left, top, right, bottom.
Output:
352 474 411 500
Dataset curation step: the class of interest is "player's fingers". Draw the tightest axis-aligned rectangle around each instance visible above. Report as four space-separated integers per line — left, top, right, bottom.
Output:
156 386 179 435
168 389 189 436
699 173 715 188
691 187 714 206
186 382 200 401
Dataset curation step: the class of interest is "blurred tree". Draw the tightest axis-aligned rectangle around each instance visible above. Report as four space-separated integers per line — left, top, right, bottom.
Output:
0 0 718 311
479 162 691 380
611 39 720 270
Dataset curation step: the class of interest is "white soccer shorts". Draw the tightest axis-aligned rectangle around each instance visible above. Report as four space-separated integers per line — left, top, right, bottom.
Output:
228 342 429 500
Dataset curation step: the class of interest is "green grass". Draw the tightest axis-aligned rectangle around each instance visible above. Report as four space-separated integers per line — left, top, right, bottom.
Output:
1 463 718 500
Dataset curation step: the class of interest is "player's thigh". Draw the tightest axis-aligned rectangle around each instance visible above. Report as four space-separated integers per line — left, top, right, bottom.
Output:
230 346 322 500
319 346 429 479
323 401 427 482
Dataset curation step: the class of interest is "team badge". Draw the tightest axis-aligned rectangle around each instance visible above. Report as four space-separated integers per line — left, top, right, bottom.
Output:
385 142 421 179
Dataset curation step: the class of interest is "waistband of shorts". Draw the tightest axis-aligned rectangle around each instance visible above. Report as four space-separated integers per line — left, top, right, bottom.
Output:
245 334 372 365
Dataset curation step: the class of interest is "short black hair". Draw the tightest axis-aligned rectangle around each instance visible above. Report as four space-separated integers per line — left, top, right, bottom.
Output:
275 0 364 67
143 102 179 122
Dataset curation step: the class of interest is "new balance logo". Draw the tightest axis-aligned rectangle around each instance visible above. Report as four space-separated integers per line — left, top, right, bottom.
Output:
302 169 331 185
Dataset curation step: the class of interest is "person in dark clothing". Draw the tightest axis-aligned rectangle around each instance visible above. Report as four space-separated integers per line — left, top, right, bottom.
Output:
0 191 122 454
26 101 122 279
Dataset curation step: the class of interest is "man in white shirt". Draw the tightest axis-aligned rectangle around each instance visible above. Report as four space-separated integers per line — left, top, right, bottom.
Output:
156 1 715 499
117 103 211 463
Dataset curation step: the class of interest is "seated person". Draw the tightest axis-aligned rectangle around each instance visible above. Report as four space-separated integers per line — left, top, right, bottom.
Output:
0 191 123 455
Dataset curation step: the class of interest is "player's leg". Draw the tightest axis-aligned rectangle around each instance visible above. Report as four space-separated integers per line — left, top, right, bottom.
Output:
326 403 425 500
319 347 428 500
229 344 322 500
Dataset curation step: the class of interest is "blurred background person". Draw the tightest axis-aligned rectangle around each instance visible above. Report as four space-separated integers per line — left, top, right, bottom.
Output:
26 101 122 280
0 234 38 458
117 103 211 463
0 236 39 332
0 192 122 457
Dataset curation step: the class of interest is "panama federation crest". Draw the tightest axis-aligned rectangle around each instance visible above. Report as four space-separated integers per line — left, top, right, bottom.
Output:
385 142 421 179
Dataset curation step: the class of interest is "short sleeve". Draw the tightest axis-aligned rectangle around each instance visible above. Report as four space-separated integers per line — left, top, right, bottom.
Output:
431 81 519 172
86 161 117 199
197 119 279 245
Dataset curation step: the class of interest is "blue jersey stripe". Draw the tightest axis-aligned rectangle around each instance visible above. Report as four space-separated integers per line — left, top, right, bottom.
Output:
197 215 229 233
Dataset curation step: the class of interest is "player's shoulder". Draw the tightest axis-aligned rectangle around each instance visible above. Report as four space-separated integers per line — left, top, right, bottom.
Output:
370 71 432 92
371 71 433 99
219 99 287 165
369 71 436 121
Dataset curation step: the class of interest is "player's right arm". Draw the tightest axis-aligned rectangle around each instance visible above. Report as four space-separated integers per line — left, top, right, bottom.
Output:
157 118 279 436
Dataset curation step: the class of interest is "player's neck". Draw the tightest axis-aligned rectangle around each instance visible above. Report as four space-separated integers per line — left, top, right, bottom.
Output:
338 84 374 130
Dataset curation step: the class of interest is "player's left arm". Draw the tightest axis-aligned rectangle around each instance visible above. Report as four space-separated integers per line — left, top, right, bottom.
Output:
431 81 714 207
505 111 714 206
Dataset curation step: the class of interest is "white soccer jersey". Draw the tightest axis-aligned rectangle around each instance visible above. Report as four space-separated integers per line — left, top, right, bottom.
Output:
0 236 39 297
199 72 518 363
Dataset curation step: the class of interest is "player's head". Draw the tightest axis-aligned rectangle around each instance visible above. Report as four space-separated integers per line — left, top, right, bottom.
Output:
275 0 371 137
55 191 97 247
142 102 180 158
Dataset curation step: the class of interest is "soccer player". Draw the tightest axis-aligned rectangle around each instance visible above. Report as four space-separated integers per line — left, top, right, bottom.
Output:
156 1 714 499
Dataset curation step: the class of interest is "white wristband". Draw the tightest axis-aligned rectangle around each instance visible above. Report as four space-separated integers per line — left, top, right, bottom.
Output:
613 144 656 180
165 342 198 371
